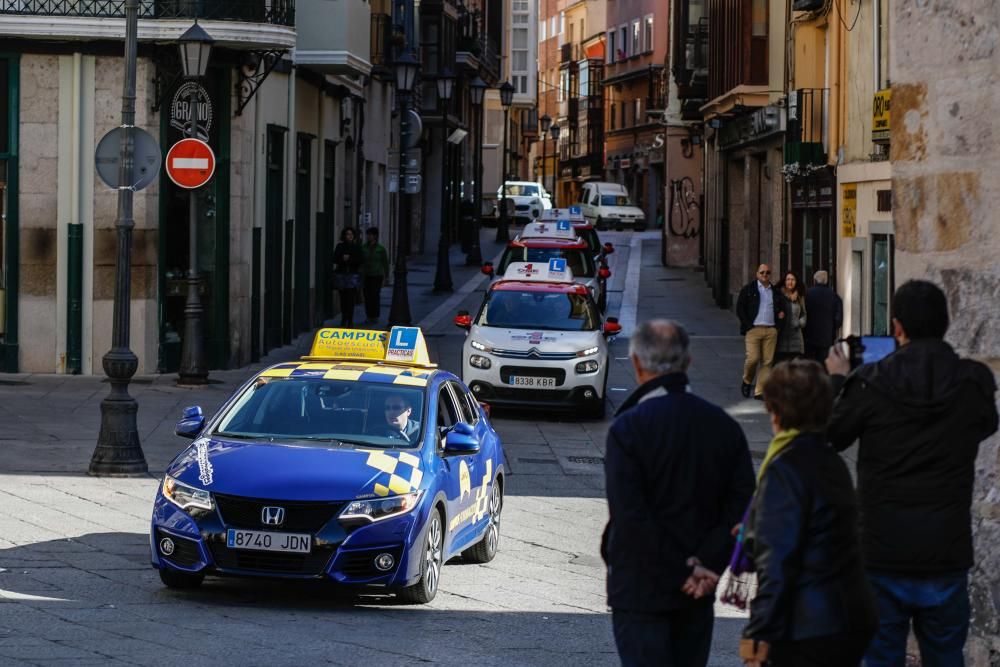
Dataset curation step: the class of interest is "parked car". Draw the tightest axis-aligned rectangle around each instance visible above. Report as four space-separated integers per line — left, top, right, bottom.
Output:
497 181 553 223
578 182 646 231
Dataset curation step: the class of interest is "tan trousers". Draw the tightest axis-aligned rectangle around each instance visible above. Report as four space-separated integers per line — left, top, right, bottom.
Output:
743 326 778 395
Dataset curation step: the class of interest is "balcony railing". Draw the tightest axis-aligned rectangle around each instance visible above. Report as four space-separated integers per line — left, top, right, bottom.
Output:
785 87 829 165
0 0 295 24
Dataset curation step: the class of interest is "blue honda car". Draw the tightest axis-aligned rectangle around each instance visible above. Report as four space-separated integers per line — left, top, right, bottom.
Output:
150 327 505 604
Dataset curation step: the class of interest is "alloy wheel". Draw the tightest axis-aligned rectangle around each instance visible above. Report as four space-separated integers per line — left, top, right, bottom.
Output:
485 483 502 554
424 513 443 596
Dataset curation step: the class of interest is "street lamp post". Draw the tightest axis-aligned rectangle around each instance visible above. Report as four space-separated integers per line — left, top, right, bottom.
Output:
465 76 487 266
549 122 560 204
495 81 515 243
176 21 213 386
433 70 455 293
388 52 420 327
539 113 551 200
90 0 147 475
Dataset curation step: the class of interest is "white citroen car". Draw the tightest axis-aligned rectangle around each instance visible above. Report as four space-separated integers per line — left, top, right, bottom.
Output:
454 260 621 418
497 181 553 223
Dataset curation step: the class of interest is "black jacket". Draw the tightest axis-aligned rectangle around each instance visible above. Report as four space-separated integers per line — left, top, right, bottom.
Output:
803 284 843 349
744 433 877 643
828 339 998 574
736 280 788 336
602 373 755 612
333 241 362 274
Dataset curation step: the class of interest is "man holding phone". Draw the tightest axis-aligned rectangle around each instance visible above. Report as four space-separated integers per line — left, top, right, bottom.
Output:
826 280 998 666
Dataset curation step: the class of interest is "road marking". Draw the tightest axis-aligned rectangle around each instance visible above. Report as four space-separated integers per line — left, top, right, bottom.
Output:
172 157 209 169
617 234 644 334
417 246 506 331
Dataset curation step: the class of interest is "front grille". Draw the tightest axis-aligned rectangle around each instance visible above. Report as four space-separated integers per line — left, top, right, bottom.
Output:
215 494 344 532
336 547 404 579
515 204 529 210
207 540 337 576
499 366 566 385
156 529 201 567
491 348 577 360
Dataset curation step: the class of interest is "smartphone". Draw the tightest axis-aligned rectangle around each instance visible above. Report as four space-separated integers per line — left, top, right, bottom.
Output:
840 335 897 369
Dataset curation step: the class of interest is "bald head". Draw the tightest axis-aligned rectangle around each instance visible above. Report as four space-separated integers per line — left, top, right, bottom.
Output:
814 270 829 285
629 319 691 377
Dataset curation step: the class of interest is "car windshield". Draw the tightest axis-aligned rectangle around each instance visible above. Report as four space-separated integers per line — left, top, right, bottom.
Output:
214 378 426 448
600 194 632 206
498 246 596 277
478 290 600 331
504 183 539 196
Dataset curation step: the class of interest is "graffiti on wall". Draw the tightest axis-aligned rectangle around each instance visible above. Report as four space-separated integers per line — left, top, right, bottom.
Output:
669 177 701 238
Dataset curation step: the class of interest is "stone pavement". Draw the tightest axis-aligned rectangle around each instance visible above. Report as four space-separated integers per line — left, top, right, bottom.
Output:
0 230 773 666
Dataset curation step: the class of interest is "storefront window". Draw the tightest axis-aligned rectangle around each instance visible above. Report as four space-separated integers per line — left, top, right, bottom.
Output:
871 234 894 335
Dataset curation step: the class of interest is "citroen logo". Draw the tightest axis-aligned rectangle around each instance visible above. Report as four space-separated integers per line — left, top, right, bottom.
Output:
528 348 541 358
261 506 285 526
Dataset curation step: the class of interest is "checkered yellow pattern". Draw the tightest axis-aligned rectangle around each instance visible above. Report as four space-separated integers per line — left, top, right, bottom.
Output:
257 361 432 386
364 450 424 497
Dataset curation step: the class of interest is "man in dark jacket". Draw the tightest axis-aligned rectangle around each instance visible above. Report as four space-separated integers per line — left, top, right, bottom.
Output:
603 319 755 666
803 270 842 362
826 280 999 667
736 264 787 399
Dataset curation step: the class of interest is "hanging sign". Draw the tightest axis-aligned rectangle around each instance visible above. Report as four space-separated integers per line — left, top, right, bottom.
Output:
170 81 213 141
842 183 857 238
166 138 216 189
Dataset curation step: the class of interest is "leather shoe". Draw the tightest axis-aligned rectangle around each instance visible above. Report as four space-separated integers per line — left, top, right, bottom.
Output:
741 382 752 398
754 394 764 401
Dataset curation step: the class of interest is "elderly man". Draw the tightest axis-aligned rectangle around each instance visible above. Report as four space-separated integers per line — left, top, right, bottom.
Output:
602 320 755 667
803 270 843 363
736 264 787 399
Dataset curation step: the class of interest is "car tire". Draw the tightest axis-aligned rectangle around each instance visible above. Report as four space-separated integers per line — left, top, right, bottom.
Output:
636 223 647 232
158 567 204 590
463 480 503 564
397 507 445 604
595 217 606 231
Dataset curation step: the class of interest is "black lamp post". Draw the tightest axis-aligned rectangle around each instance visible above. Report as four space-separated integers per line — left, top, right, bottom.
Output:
495 80 515 243
433 69 456 293
177 21 213 386
465 75 487 266
388 51 420 327
549 122 560 204
90 0 147 475
539 113 551 198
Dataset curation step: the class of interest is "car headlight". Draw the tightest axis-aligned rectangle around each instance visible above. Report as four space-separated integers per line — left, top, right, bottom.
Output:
162 475 214 512
470 354 492 369
340 491 423 523
471 340 489 351
575 360 600 374
577 346 599 357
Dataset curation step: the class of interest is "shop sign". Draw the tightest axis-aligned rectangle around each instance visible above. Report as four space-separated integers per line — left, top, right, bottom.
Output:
842 183 857 238
791 170 834 209
620 158 631 169
872 88 891 142
719 106 784 150
170 81 213 142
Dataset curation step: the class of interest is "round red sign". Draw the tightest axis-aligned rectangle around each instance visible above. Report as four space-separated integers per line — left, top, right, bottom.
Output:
165 138 216 189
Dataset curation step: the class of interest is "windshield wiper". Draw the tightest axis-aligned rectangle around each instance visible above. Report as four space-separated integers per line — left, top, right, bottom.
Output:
214 432 258 440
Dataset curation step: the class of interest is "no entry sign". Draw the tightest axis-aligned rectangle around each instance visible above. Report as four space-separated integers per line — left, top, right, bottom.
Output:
165 138 216 189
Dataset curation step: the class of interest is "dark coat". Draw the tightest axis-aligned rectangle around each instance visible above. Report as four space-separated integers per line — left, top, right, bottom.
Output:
736 280 788 336
802 284 843 350
333 241 362 275
828 339 999 575
601 373 755 612
744 433 877 643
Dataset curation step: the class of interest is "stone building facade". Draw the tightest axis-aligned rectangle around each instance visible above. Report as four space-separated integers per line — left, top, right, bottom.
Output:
890 2 1000 664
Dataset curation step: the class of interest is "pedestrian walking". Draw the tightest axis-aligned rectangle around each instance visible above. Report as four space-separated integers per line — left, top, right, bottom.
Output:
775 271 806 363
803 270 842 363
826 280 999 667
603 320 755 667
361 227 390 325
739 360 877 667
736 264 788 399
332 227 362 328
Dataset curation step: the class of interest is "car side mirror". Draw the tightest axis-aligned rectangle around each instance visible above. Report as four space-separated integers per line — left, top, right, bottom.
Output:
604 317 622 337
444 430 480 455
175 406 205 439
453 421 474 436
454 310 472 329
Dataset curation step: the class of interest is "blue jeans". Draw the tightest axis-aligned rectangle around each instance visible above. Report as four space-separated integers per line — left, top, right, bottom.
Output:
865 571 970 667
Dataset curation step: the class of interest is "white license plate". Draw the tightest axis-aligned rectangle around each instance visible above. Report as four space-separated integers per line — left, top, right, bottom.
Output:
226 529 311 553
509 376 557 388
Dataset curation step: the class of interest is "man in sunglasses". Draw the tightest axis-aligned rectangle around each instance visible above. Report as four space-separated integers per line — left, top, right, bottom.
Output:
378 393 421 443
736 264 787 399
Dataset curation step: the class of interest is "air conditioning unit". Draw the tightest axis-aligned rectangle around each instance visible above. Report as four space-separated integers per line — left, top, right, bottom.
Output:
793 0 824 10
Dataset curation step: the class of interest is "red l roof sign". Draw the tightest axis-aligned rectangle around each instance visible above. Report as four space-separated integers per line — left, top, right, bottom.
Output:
165 138 216 189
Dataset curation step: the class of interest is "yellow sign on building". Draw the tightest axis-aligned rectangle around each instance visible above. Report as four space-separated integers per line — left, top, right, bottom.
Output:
872 88 891 142
842 184 858 239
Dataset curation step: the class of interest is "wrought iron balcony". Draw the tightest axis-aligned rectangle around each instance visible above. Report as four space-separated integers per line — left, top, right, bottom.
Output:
0 0 295 24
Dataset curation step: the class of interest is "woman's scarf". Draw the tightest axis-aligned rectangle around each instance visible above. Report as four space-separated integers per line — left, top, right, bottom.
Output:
757 428 801 482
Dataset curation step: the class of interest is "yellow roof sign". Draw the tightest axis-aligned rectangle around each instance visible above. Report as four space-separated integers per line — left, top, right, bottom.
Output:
305 327 434 367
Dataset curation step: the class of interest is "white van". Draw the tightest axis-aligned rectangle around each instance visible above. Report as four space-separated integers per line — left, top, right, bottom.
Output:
578 182 646 231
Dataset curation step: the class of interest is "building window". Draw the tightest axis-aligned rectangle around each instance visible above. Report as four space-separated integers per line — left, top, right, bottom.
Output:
560 12 565 35
513 0 527 10
610 102 616 130
607 30 616 63
540 19 546 42
551 16 557 38
620 102 626 128
644 15 654 53
631 20 641 57
752 0 768 37
619 26 628 60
